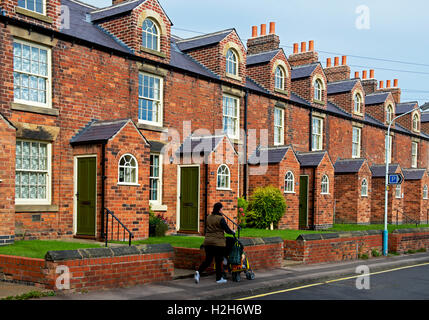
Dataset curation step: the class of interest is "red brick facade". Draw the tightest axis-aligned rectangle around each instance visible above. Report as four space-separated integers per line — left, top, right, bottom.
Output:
0 0 428 243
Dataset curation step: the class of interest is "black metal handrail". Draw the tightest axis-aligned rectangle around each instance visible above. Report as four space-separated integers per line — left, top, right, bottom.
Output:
400 211 420 227
105 208 134 247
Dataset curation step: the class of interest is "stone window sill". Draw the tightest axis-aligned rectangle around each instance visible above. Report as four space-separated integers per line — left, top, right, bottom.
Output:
15 7 53 24
15 204 58 212
140 46 167 58
11 103 59 116
274 88 289 96
137 122 168 133
151 204 168 212
313 99 325 106
225 73 243 82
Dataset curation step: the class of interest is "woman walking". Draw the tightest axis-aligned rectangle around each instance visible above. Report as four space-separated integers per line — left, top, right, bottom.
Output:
194 202 235 284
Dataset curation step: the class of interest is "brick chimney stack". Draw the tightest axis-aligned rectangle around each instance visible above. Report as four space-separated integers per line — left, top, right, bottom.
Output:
247 22 280 55
378 78 401 104
324 55 351 82
288 40 319 67
361 69 377 94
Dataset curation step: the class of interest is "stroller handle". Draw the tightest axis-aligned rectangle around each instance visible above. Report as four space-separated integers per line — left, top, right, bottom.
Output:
222 213 241 239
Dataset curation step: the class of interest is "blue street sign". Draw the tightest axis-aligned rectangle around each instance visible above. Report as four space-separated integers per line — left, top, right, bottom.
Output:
388 173 403 185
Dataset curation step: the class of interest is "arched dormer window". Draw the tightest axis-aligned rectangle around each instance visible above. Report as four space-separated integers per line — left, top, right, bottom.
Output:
142 19 159 51
314 79 323 101
118 154 138 185
226 49 238 76
413 113 420 131
275 66 285 90
321 175 329 194
284 171 294 193
354 93 362 114
217 164 231 190
361 178 368 197
386 105 393 124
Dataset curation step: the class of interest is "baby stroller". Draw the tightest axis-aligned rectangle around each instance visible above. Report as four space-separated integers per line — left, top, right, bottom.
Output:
223 215 256 282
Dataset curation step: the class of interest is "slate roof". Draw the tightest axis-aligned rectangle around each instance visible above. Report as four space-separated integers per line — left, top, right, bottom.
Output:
421 112 429 123
245 77 269 94
175 29 234 51
296 151 326 167
289 92 311 106
365 92 390 105
396 102 418 115
70 119 130 145
327 79 358 95
402 168 426 181
365 113 385 126
395 123 412 135
327 101 351 117
334 159 365 174
248 146 292 165
149 140 166 153
61 0 133 53
291 63 319 80
247 49 281 66
370 164 400 178
90 0 145 21
176 135 228 155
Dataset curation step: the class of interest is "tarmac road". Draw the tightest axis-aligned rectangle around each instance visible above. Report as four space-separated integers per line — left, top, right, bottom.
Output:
242 262 429 300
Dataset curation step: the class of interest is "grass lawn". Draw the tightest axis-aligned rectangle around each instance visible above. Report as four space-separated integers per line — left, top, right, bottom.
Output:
239 228 330 240
0 240 103 259
127 235 204 249
328 224 429 233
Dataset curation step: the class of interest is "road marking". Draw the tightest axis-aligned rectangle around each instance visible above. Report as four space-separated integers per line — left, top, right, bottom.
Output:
237 261 429 300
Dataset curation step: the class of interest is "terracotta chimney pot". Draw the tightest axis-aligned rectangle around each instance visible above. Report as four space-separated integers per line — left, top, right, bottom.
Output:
326 58 332 68
260 24 266 36
380 81 384 89
309 40 314 51
293 43 299 54
341 56 347 65
370 69 374 79
394 79 398 87
355 71 359 78
252 26 257 38
386 80 391 88
301 41 306 53
269 22 275 34
362 70 367 80
334 57 339 67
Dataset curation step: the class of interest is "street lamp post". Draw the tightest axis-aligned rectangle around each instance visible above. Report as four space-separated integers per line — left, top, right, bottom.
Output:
383 104 429 256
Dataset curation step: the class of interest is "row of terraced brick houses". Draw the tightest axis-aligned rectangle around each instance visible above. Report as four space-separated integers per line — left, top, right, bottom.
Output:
0 0 429 245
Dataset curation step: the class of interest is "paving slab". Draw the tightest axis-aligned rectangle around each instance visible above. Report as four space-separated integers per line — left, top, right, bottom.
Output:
0 282 51 299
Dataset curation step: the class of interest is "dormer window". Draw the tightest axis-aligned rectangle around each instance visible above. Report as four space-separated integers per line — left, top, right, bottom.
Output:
226 49 238 76
142 19 159 51
386 105 393 123
354 93 362 114
275 66 285 90
18 0 44 14
413 113 420 131
314 79 323 101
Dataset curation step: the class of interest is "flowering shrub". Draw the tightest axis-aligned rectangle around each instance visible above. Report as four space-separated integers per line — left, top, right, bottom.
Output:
237 197 249 227
149 208 169 237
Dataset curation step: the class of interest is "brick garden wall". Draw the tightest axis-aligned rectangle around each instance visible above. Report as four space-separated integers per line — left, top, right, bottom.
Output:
284 231 383 264
389 228 429 253
173 237 284 271
0 244 175 292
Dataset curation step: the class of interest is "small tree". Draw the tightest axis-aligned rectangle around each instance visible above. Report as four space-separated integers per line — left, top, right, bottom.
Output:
247 186 286 229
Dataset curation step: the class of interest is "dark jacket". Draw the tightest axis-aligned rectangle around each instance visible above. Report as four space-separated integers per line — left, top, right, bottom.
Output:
203 213 235 247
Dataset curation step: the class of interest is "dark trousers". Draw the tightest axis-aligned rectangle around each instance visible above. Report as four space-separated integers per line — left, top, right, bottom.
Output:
198 245 225 281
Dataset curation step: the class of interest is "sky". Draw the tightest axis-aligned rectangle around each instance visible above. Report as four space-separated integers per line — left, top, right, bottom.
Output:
82 0 429 106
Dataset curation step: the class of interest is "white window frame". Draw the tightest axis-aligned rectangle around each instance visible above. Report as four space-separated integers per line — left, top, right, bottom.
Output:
15 139 52 205
413 114 420 132
424 185 428 200
149 153 163 205
284 171 295 193
118 154 139 186
274 107 284 145
386 134 393 164
17 0 46 15
312 117 323 151
314 79 323 101
321 174 329 195
354 93 362 114
222 94 240 140
361 178 368 197
386 105 393 124
352 127 361 158
411 142 418 168
217 164 231 190
138 72 163 127
13 39 52 109
275 66 285 90
226 49 238 76
142 18 160 52
395 184 402 199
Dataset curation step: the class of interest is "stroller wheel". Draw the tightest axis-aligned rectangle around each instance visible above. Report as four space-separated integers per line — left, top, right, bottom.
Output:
246 271 255 280
232 272 241 282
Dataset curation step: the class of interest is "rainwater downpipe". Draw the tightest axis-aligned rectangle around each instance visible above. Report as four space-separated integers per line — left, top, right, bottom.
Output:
204 156 208 235
243 89 249 199
101 142 106 239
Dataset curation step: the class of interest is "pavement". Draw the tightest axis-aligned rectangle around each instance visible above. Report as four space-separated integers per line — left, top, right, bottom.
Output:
0 282 52 299
35 251 429 300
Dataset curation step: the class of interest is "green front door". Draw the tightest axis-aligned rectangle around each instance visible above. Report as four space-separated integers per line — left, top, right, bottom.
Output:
179 167 199 232
299 175 309 229
76 157 96 236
